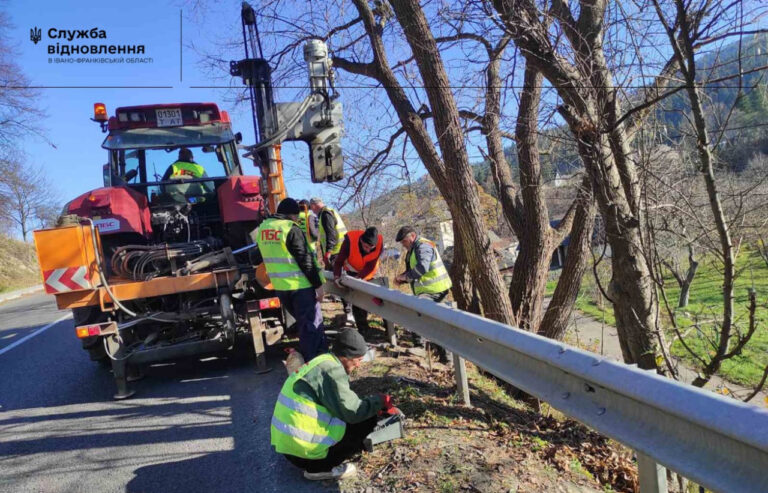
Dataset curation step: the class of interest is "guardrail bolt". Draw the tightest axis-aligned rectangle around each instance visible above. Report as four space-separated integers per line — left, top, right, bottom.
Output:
561 392 570 399
596 407 606 416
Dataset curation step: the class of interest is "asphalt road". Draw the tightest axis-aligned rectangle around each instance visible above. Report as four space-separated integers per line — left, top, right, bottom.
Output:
0 293 337 493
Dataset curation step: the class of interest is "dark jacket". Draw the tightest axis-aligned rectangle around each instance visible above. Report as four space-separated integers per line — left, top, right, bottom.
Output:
293 354 383 424
253 214 324 288
307 211 319 241
403 235 435 281
319 209 338 255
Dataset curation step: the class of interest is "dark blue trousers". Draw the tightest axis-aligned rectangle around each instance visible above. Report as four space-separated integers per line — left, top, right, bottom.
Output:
278 287 327 360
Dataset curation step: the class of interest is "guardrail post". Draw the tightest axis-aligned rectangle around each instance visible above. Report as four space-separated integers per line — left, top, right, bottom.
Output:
372 277 397 346
637 451 667 493
385 318 397 346
453 353 470 406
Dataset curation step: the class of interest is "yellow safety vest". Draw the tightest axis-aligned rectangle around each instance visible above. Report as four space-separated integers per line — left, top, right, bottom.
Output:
271 353 347 459
318 207 348 256
254 218 312 291
407 237 452 295
169 161 205 179
297 210 317 253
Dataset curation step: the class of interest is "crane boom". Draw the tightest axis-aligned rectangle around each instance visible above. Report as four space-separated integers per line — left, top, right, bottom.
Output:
230 1 344 212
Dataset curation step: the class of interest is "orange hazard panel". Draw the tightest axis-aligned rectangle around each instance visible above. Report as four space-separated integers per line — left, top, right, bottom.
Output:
33 224 103 294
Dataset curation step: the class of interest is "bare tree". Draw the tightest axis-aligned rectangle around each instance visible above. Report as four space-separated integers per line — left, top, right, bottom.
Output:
0 157 58 241
0 12 45 153
434 13 595 335
331 0 516 323
651 0 768 388
489 0 664 369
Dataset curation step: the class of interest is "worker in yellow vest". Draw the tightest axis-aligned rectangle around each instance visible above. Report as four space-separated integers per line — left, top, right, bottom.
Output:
394 226 453 362
271 329 399 481
309 197 348 267
297 199 318 255
162 148 207 180
254 198 327 360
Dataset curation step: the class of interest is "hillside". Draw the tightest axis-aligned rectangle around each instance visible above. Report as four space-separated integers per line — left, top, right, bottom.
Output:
473 33 768 182
0 235 40 292
344 175 509 246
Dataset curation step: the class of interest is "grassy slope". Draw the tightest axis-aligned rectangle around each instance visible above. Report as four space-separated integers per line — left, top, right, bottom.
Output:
555 250 768 386
0 235 40 292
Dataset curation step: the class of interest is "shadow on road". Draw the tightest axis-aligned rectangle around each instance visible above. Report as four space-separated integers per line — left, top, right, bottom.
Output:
123 345 340 493
0 336 339 492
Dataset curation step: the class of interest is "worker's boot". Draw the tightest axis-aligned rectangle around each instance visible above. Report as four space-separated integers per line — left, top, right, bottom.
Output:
342 300 355 326
303 463 357 481
352 306 371 335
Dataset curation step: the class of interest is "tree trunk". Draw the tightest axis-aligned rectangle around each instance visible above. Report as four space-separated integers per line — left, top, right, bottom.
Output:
388 0 513 324
678 245 699 308
491 0 661 369
540 177 595 339
449 224 481 315
481 36 520 233
507 65 554 331
664 1 735 386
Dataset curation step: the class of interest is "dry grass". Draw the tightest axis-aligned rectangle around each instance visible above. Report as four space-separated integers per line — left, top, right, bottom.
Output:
0 235 39 292
322 312 638 492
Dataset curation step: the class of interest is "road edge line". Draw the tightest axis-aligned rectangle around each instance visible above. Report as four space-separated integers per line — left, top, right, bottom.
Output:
0 313 72 357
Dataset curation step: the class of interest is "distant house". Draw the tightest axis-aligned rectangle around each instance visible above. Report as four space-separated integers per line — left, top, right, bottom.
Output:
437 220 454 253
553 170 579 188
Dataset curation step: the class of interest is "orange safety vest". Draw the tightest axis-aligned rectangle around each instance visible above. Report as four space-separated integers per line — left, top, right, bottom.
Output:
343 230 383 280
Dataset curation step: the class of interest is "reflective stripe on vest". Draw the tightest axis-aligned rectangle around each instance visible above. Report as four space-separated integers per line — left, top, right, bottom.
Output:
270 353 347 459
254 218 312 291
169 161 205 179
276 394 344 426
343 230 382 280
318 207 348 256
407 237 453 295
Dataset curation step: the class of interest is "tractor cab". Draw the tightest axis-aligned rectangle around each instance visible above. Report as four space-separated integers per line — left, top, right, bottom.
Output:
67 103 265 250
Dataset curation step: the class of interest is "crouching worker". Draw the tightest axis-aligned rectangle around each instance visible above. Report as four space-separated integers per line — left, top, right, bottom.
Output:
271 329 398 481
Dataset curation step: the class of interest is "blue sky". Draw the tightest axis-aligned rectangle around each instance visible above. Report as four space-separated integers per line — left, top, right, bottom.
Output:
6 0 331 208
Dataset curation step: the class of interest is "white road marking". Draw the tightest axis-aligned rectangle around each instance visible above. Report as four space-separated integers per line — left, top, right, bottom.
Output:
0 314 72 357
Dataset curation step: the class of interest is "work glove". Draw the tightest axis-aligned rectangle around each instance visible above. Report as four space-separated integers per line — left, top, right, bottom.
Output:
377 394 403 417
378 393 393 410
323 252 332 266
333 277 344 289
315 285 324 302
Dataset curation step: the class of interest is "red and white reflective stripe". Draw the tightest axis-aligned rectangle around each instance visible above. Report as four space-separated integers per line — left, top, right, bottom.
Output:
43 266 91 293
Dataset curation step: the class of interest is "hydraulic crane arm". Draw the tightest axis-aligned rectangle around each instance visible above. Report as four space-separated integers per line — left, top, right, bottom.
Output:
231 1 344 212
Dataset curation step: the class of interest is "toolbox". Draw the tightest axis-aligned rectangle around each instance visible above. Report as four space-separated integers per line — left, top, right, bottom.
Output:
364 413 405 452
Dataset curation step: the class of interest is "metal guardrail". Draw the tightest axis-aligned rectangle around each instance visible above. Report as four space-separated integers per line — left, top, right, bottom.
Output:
326 273 768 493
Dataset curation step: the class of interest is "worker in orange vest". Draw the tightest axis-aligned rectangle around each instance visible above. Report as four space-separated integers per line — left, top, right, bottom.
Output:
332 227 383 334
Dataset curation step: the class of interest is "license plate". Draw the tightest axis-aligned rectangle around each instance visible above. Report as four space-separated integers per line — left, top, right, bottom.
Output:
156 108 182 127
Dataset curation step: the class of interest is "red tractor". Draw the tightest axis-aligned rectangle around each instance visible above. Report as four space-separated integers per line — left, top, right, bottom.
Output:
33 2 344 398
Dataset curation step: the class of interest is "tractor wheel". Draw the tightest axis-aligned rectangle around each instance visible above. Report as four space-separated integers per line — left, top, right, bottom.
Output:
219 291 237 346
